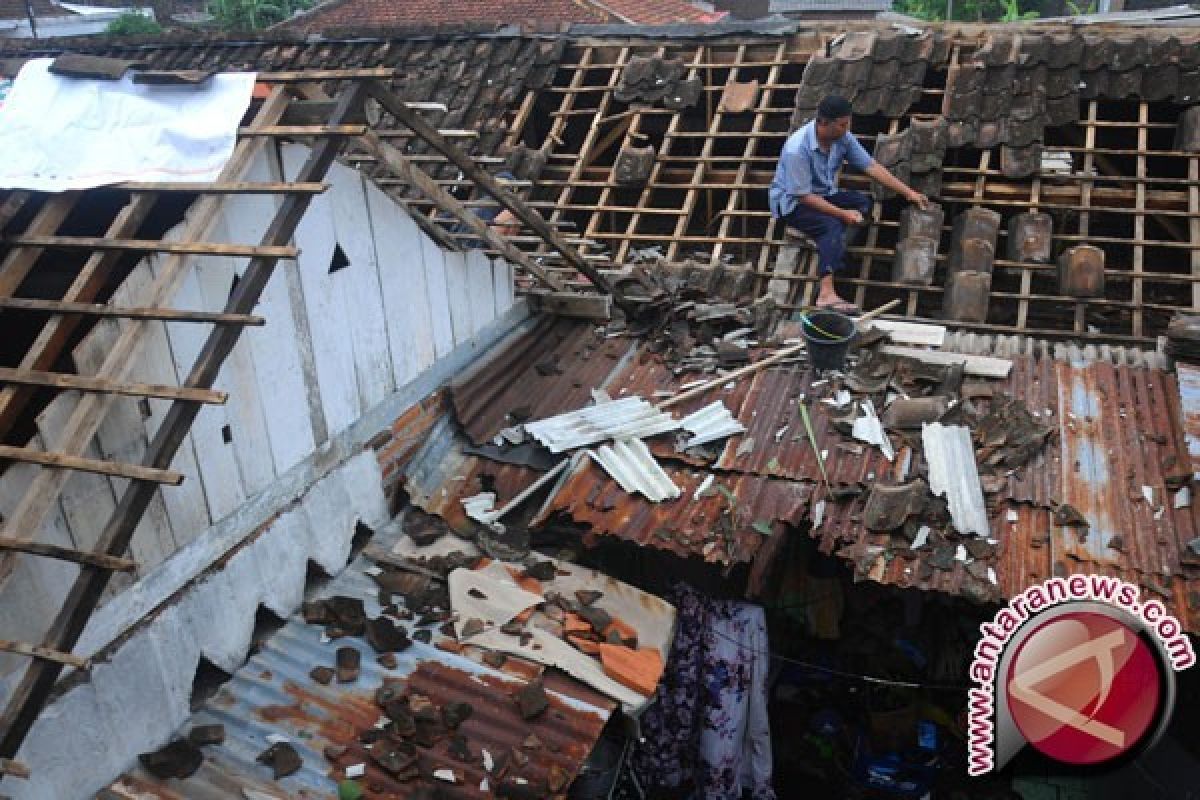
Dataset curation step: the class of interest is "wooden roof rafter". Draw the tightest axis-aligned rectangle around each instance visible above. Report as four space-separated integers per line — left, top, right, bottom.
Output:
0 71 386 776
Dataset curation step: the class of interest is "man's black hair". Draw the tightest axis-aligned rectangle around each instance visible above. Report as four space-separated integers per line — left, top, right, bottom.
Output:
817 94 853 122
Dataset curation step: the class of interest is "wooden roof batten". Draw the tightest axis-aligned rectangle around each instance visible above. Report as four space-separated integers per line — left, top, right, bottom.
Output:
0 70 388 776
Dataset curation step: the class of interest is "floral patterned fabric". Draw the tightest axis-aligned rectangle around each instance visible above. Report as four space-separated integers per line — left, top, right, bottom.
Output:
632 584 776 799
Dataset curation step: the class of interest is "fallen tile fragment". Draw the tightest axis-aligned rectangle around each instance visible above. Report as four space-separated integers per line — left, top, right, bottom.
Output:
334 647 361 683
599 644 664 697
188 723 225 747
516 680 549 720
139 739 204 781
257 742 302 780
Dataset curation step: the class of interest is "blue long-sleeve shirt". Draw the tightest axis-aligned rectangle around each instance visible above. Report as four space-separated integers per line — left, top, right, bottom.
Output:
769 121 874 218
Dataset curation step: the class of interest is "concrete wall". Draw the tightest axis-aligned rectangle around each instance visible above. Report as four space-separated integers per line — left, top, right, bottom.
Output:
0 143 518 714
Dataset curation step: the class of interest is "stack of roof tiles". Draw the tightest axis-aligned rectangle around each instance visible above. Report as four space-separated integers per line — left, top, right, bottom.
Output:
792 29 1200 183
791 29 950 129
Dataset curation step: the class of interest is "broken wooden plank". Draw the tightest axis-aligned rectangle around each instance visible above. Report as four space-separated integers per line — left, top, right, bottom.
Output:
880 345 1012 378
0 445 183 485
0 297 264 325
0 641 88 669
526 291 612 320
2 236 297 259
0 368 226 404
0 537 136 572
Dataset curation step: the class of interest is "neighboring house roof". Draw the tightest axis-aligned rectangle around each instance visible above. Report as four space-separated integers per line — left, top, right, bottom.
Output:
771 0 892 12
278 0 722 33
278 0 616 33
595 0 727 23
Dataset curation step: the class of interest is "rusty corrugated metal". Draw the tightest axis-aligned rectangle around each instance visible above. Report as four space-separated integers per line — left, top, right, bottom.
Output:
786 354 1200 630
413 319 1200 630
450 318 634 446
404 412 546 532
535 456 812 584
107 514 612 800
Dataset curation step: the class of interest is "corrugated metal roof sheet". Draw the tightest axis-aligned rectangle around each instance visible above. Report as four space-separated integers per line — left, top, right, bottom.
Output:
405 413 545 532
939 330 1170 369
106 518 612 799
408 315 1200 630
809 356 1200 627
534 456 812 593
450 318 634 447
525 396 679 453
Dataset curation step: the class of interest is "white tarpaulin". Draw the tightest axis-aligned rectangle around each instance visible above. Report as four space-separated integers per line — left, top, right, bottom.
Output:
0 59 256 191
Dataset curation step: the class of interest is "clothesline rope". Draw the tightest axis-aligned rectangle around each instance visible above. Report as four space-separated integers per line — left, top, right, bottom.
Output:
707 626 970 692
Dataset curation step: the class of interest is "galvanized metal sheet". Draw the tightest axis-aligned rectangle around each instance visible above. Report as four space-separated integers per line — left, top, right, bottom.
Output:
449 318 634 446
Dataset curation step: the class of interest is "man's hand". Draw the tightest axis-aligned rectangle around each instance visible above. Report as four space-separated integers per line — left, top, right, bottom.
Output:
906 189 930 210
841 209 864 225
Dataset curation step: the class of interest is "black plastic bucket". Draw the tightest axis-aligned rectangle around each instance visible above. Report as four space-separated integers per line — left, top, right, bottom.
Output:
801 310 856 372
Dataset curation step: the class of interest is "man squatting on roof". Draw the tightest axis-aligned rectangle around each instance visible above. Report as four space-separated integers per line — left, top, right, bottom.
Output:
769 94 929 313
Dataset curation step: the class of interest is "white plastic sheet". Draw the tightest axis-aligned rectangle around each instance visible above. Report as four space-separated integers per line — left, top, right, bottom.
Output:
0 59 255 191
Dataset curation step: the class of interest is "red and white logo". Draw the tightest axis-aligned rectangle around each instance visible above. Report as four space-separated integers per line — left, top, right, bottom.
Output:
1005 610 1162 766
966 577 1193 776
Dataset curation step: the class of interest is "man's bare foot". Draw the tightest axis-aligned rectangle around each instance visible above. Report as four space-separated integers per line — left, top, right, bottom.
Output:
815 275 859 313
815 295 860 313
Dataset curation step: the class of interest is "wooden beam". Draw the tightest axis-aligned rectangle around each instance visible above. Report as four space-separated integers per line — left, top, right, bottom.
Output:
256 68 395 81
0 537 136 572
2 236 297 259
0 192 31 234
239 124 368 137
667 44 725 264
0 445 183 485
1134 101 1148 338
615 46 699 266
0 193 81 298
116 181 328 194
1191 156 1200 310
525 291 612 320
0 368 227 404
550 45 624 267
0 297 264 325
0 81 367 763
0 641 87 669
0 86 291 633
364 80 612 294
0 758 30 779
293 84 564 292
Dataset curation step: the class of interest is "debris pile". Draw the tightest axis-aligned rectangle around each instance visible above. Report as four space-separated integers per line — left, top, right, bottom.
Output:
608 262 781 372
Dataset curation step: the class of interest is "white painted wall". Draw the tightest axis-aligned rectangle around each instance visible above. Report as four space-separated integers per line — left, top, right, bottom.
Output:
0 143 517 699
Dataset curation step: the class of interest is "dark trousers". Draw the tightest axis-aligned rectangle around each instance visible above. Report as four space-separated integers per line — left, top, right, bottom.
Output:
779 190 873 276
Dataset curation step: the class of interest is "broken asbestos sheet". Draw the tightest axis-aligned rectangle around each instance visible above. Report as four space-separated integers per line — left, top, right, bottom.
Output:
449 559 675 712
